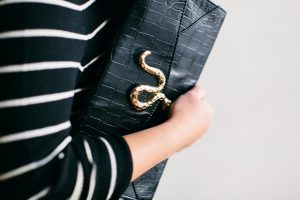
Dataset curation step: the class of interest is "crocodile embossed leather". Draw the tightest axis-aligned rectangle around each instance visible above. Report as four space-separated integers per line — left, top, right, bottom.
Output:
78 0 226 199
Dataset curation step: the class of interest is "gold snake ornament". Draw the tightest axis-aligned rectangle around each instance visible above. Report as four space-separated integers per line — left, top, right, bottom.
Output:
129 50 172 111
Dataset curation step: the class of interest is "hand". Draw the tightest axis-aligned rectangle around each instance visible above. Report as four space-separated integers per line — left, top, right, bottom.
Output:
167 85 214 152
123 85 214 181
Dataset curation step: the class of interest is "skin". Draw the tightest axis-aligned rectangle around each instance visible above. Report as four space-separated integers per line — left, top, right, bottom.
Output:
124 85 214 181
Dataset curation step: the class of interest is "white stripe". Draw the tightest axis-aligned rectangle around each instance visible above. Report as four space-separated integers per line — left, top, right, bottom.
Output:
121 195 138 200
0 61 80 73
99 137 117 200
83 140 97 200
0 88 85 109
68 162 84 200
0 53 103 74
83 140 93 164
0 136 72 181
81 54 103 71
86 164 97 200
28 186 51 200
0 19 110 40
0 0 96 11
0 121 71 144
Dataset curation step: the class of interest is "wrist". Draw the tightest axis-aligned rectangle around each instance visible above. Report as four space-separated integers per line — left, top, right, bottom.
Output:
164 117 186 153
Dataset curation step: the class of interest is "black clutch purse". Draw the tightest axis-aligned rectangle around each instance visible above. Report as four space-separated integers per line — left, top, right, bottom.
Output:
78 0 226 199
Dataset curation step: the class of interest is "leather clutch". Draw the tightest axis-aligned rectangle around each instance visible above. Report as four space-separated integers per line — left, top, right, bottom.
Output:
77 0 226 199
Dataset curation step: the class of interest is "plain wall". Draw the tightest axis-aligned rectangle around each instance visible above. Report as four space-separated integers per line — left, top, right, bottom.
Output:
155 0 300 199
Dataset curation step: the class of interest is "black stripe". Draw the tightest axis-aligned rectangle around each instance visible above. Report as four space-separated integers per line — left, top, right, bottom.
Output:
0 38 85 66
0 158 57 199
0 98 73 134
0 69 78 100
0 2 111 34
0 34 110 66
0 130 69 173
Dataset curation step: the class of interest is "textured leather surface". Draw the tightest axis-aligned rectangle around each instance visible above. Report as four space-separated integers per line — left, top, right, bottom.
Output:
78 0 226 199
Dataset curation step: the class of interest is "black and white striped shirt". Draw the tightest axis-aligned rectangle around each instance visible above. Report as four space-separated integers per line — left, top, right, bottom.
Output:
0 0 133 199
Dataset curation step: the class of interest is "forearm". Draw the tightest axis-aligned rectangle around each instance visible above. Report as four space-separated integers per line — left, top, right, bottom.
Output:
123 119 181 182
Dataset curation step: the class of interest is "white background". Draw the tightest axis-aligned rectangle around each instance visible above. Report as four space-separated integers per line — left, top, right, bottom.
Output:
155 0 300 199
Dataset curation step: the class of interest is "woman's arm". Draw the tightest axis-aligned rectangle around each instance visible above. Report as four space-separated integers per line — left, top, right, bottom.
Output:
124 119 180 182
124 86 214 181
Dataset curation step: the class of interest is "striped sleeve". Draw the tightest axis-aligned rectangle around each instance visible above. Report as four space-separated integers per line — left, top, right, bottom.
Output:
0 0 133 199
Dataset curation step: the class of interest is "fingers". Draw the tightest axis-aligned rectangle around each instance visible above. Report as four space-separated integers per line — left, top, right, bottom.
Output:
192 86 214 114
189 85 206 101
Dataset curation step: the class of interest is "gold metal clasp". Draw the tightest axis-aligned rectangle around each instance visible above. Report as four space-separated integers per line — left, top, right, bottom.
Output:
130 50 172 111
